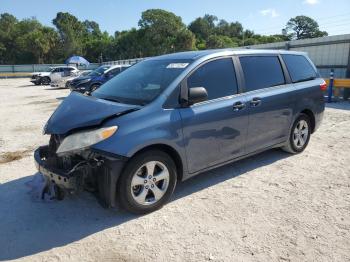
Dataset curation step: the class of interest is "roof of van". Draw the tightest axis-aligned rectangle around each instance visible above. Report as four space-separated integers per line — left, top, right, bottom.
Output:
151 49 307 61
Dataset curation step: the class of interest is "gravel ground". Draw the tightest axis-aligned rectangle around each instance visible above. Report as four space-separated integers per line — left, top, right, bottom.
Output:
0 78 349 262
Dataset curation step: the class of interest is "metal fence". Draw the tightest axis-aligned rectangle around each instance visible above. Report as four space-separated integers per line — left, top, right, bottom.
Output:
0 58 145 76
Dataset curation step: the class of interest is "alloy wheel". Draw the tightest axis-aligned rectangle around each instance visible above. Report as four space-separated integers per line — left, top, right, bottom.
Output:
292 119 309 149
130 161 170 206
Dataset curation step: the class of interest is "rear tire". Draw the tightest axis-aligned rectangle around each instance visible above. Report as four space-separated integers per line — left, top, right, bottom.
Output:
282 113 311 154
118 150 177 214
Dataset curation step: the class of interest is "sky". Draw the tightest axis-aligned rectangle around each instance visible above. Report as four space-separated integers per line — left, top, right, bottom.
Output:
0 0 349 36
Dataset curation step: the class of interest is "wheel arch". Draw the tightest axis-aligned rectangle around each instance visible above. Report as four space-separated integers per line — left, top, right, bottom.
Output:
89 81 102 87
300 109 316 133
129 143 184 182
41 76 51 82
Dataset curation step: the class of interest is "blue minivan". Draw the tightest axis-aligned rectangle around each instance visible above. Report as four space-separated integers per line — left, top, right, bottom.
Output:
34 49 325 213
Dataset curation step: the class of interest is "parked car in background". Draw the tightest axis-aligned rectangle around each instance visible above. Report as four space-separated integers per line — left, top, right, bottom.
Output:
69 64 130 93
54 70 92 89
64 70 91 88
34 49 325 214
50 66 80 88
30 69 52 85
31 66 80 86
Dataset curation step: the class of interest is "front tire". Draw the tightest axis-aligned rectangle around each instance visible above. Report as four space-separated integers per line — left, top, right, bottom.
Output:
282 113 311 154
118 150 177 214
40 77 51 85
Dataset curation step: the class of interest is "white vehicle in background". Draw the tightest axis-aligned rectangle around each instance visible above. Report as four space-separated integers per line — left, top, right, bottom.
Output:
30 70 52 85
50 66 80 88
31 66 79 86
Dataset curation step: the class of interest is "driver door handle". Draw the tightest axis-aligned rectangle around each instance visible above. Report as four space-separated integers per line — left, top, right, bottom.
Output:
233 101 246 111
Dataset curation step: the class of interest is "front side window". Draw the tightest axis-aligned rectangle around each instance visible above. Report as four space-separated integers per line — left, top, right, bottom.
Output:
93 59 192 105
240 56 285 92
188 58 238 100
107 68 121 76
281 54 317 83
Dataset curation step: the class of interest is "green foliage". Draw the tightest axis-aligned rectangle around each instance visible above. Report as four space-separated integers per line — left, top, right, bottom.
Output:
0 11 328 64
285 15 328 40
138 9 195 56
189 14 218 42
207 35 238 49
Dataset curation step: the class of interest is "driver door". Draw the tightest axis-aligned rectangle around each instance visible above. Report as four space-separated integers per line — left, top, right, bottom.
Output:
179 57 249 174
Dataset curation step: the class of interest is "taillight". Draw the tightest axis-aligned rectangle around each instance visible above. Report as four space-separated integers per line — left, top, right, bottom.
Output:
320 80 327 91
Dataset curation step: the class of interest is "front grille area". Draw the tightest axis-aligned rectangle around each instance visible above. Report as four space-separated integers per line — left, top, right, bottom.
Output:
47 134 76 170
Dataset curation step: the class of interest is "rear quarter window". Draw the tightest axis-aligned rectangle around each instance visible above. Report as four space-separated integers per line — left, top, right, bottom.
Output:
239 56 285 92
281 54 317 83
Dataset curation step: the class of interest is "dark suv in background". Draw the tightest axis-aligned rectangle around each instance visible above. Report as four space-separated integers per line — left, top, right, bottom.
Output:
35 49 325 214
69 64 130 93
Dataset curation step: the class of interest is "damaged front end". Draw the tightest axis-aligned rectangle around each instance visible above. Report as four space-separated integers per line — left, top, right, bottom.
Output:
34 134 127 208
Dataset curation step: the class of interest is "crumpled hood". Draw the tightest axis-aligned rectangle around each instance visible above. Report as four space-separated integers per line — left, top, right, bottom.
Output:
45 92 139 135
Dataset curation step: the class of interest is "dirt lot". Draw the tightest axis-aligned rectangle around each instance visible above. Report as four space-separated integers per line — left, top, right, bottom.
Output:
0 78 349 262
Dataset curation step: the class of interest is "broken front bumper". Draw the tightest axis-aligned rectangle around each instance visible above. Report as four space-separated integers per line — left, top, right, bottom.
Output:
34 145 127 207
34 146 80 193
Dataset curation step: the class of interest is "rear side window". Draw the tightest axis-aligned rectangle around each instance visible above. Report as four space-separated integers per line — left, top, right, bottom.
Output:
108 68 121 75
282 54 317 83
240 56 285 92
188 58 238 100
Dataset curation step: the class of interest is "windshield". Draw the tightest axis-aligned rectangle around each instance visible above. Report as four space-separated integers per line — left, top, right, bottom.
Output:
89 65 111 76
92 59 192 105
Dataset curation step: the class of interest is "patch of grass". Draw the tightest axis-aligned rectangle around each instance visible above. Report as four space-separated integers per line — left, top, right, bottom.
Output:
0 149 32 164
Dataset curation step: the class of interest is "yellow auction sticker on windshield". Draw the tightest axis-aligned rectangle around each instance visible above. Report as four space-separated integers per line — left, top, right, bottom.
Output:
166 63 189 69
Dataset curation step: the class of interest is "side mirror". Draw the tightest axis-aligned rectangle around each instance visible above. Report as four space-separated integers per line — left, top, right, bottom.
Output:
188 87 208 105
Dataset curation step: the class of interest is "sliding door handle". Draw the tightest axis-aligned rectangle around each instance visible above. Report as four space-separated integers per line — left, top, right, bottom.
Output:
250 97 262 107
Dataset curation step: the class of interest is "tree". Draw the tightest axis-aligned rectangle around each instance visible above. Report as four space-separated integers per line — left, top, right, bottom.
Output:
53 12 85 58
0 10 331 64
284 15 328 40
206 35 238 49
215 19 243 38
188 14 218 42
174 29 196 51
0 13 18 63
138 9 195 56
112 29 144 59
